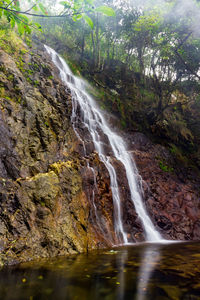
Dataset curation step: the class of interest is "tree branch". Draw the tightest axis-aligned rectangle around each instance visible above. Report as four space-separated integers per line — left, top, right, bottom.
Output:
10 11 38 30
175 31 193 52
174 49 200 80
6 0 15 8
0 6 85 18
24 4 37 13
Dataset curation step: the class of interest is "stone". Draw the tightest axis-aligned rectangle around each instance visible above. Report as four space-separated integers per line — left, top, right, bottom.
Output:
0 45 113 265
128 132 200 240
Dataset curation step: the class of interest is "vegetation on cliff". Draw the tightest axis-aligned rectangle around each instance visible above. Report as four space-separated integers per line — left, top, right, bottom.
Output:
34 0 200 170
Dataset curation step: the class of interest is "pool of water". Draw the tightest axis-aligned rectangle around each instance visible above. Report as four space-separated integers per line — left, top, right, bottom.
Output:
0 242 200 299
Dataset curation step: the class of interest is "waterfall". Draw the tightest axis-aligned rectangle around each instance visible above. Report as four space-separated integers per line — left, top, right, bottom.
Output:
45 45 162 244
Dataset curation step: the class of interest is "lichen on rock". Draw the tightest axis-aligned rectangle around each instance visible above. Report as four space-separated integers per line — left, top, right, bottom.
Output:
0 39 113 265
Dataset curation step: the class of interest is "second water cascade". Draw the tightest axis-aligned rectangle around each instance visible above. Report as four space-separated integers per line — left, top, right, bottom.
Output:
45 45 162 245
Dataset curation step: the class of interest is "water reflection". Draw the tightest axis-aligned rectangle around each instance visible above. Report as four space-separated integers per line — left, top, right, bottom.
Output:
0 242 200 299
116 249 128 300
136 244 161 300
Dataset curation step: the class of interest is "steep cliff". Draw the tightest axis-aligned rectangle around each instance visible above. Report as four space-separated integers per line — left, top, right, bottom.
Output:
0 35 117 266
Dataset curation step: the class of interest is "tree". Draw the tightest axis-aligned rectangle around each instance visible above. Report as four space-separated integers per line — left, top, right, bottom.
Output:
0 0 115 35
33 0 200 121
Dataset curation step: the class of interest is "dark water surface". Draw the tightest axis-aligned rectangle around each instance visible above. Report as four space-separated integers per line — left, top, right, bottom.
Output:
1 242 200 300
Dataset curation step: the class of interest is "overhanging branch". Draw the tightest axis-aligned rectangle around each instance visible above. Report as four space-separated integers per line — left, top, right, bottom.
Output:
0 6 84 18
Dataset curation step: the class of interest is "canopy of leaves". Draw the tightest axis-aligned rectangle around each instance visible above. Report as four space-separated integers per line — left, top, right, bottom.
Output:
0 0 115 34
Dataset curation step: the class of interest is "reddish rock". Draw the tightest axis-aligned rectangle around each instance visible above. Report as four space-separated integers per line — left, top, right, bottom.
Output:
127 132 200 241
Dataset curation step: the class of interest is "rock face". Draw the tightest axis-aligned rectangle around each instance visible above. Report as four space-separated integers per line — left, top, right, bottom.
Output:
125 132 200 241
0 43 115 265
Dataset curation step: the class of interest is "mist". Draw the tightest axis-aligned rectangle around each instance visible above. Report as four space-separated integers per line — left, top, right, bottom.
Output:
114 0 200 36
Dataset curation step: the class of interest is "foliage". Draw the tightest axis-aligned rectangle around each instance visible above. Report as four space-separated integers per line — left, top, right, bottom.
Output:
0 0 115 35
0 18 27 54
60 1 115 28
0 0 43 35
159 161 174 173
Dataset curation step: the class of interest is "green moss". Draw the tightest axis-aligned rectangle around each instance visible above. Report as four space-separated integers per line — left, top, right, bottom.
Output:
0 87 5 97
7 74 14 81
20 49 28 55
25 36 32 47
26 69 34 75
168 144 190 166
44 121 49 127
121 119 127 129
17 97 22 104
26 77 32 83
5 96 12 101
33 63 39 71
0 65 6 73
0 20 27 56
169 144 180 156
159 161 174 173
16 60 25 73
34 80 39 86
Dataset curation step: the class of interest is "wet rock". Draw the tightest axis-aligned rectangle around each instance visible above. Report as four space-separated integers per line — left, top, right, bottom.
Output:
81 153 116 246
0 45 111 265
128 132 200 240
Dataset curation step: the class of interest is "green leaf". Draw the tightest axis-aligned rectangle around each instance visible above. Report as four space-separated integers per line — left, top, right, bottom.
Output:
59 1 71 8
83 14 93 29
39 3 48 15
85 0 94 4
17 22 25 36
76 14 82 20
72 14 82 21
74 0 84 3
59 1 69 5
19 14 29 23
10 17 15 29
13 0 20 10
34 22 42 30
32 6 39 11
15 0 20 8
95 6 115 17
25 25 31 34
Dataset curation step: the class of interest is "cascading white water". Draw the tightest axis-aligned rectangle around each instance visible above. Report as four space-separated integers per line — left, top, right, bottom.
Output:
45 45 162 243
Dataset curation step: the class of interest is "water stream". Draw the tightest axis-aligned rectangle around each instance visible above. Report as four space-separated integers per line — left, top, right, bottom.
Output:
44 45 162 244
